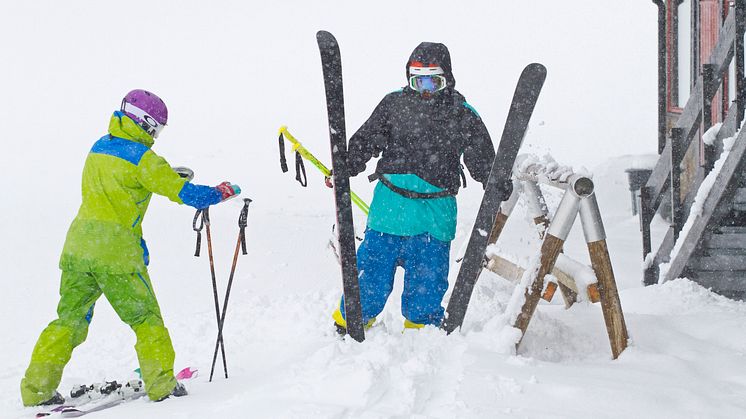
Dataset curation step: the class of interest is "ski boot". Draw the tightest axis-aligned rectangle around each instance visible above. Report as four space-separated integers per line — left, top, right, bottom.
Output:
332 308 375 336
156 382 188 402
38 391 65 406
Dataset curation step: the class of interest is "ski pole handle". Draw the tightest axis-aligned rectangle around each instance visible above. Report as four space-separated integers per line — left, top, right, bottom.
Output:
192 209 210 257
238 198 252 255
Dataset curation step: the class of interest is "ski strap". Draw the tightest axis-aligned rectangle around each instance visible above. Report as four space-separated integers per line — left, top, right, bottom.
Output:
192 209 210 257
278 133 289 173
238 198 252 255
368 172 456 199
278 132 308 187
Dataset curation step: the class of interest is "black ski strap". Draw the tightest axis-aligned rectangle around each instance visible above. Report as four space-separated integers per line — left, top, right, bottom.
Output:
238 198 252 255
295 152 307 187
459 164 467 189
278 133 289 173
368 172 455 199
193 208 210 257
278 133 308 187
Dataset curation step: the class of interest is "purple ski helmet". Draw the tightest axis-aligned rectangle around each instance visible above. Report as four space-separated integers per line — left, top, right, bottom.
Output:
120 89 168 138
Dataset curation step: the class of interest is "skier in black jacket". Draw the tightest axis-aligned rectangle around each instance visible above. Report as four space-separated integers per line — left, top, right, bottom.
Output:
332 42 495 332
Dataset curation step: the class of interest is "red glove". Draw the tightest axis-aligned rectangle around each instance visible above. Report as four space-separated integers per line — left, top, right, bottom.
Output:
215 182 241 202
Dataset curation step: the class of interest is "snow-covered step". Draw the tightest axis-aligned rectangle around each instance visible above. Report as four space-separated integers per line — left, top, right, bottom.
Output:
733 188 746 201
689 254 746 271
701 232 746 249
689 271 746 300
713 225 746 234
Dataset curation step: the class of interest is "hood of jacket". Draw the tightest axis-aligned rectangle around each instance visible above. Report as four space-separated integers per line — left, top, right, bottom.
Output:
405 42 455 89
108 111 155 147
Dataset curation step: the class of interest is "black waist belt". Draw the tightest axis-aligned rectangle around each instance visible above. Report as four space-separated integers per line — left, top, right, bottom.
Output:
368 172 455 199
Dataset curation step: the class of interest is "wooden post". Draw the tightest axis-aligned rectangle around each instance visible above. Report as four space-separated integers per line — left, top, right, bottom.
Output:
521 180 577 306
587 240 629 359
579 193 629 359
486 254 590 303
514 188 581 344
514 234 566 340
487 183 520 245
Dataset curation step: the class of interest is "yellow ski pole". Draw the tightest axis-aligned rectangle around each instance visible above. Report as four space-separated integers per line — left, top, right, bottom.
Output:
279 126 370 215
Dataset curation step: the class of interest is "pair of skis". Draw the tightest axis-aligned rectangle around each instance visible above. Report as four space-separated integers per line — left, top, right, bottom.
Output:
36 367 197 418
317 31 546 341
36 380 144 418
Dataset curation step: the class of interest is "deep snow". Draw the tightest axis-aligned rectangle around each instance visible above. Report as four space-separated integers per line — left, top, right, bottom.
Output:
2 1 745 418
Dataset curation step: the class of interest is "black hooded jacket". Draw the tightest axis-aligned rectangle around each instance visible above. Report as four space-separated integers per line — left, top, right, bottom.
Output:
347 42 495 194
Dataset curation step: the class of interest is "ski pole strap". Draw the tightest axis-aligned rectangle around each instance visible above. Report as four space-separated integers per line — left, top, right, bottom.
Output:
238 198 252 255
368 172 455 199
459 164 467 188
295 152 307 187
279 131 308 187
193 208 210 257
278 133 289 173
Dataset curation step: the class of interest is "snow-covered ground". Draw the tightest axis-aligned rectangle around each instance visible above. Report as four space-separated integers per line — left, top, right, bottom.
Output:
2 1 746 418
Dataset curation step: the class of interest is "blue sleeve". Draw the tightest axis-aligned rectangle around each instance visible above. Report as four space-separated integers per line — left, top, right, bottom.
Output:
178 182 222 209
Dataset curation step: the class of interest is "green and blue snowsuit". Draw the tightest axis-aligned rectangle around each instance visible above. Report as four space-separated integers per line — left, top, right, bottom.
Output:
21 112 222 406
336 42 495 327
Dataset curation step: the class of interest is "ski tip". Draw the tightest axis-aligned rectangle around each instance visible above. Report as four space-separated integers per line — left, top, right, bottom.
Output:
523 63 547 77
316 30 336 44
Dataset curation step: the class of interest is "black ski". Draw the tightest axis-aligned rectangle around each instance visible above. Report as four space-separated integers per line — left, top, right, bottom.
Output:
442 63 547 334
316 30 365 342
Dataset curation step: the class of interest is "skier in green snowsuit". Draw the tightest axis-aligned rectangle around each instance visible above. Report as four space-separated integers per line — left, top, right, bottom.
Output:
20 89 241 406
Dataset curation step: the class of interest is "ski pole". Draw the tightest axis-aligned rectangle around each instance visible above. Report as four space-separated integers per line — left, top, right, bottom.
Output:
278 125 370 215
209 198 252 381
193 208 228 379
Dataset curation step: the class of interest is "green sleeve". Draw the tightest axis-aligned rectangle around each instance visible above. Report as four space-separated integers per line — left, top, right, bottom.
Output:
137 150 187 204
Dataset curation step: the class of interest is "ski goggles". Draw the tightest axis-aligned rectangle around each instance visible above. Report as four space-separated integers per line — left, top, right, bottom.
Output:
409 74 447 93
408 64 447 93
121 102 166 138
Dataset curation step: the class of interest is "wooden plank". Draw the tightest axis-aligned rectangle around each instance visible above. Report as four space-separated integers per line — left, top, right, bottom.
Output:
730 203 746 211
488 212 509 246
587 283 601 303
486 255 584 303
644 143 672 206
698 247 746 256
716 226 746 234
588 239 628 359
679 163 705 217
663 124 746 283
653 227 677 266
707 11 736 83
557 282 578 308
732 188 746 203
542 282 558 302
688 254 746 271
702 233 746 249
673 78 704 144
644 226 676 286
690 270 746 292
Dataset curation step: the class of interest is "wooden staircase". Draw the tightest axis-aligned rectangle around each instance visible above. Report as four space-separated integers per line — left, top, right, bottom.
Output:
640 3 746 300
686 189 746 300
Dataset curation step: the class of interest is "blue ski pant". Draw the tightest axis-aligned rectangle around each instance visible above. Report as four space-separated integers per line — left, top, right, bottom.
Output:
339 229 450 325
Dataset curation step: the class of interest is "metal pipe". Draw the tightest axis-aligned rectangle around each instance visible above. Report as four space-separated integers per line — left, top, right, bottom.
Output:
515 172 594 195
521 181 548 219
499 181 522 216
579 193 607 243
569 176 594 198
546 189 581 240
